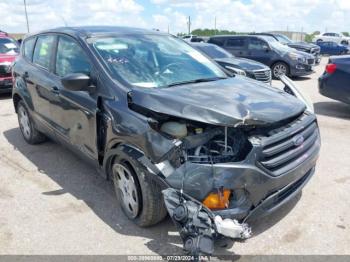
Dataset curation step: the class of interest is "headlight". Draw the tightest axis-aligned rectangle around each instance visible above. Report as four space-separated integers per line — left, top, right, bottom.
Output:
225 66 246 76
297 57 307 63
288 52 306 63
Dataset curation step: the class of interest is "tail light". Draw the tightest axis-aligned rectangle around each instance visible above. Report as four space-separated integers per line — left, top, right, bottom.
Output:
325 63 336 74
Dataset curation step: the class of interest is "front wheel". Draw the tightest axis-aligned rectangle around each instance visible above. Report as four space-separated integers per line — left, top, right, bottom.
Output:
111 148 167 227
17 100 46 144
272 62 289 79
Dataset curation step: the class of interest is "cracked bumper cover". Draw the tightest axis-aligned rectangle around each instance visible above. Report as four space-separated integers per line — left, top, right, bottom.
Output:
164 133 320 222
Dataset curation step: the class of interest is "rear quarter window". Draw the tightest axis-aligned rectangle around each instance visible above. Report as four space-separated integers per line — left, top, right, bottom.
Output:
22 37 36 61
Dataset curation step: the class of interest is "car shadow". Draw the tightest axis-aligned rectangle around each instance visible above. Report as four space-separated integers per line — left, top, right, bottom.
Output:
3 127 300 257
291 76 312 82
0 93 12 100
314 101 350 120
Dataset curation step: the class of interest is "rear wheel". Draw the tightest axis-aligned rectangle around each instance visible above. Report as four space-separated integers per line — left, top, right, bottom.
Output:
111 148 167 227
340 40 348 45
17 100 46 144
272 62 289 79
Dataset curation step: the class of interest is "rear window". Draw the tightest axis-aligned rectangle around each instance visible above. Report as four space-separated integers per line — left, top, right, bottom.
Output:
208 37 225 46
33 35 55 70
23 37 36 61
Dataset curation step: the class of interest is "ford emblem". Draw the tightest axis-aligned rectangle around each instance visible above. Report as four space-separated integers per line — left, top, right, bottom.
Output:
293 135 304 146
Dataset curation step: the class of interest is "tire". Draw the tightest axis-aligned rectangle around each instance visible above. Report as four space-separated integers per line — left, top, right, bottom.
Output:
316 39 322 43
271 62 289 79
17 100 46 144
111 147 167 227
340 40 348 45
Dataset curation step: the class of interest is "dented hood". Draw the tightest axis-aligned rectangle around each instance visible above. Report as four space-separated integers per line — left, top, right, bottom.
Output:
130 77 306 126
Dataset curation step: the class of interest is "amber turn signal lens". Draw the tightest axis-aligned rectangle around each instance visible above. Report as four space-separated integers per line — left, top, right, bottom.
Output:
202 189 230 209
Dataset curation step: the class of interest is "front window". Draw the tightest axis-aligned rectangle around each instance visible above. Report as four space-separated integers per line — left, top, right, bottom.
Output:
197 45 233 59
0 38 19 55
248 39 269 50
55 36 91 77
90 34 226 88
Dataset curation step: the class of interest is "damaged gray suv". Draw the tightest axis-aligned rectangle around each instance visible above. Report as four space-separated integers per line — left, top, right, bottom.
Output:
12 26 320 255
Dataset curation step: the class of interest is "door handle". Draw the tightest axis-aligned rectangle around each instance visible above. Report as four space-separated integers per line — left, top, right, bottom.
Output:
51 86 60 95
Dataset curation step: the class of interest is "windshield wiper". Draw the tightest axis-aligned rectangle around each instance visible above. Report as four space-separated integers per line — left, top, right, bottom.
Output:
166 77 227 87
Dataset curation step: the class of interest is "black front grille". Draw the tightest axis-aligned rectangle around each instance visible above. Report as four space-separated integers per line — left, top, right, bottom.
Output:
252 69 271 83
307 58 315 65
258 112 319 176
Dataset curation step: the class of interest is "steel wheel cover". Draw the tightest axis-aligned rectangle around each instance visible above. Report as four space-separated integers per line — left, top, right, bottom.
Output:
113 163 140 218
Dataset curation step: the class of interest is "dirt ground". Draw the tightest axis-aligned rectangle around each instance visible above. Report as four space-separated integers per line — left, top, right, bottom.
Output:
0 57 349 256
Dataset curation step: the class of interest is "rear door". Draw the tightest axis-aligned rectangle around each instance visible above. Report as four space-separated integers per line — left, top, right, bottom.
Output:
223 37 248 57
25 34 58 130
246 37 271 65
49 34 98 161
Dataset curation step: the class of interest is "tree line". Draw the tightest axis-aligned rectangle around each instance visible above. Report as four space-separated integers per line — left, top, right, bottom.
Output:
179 29 350 43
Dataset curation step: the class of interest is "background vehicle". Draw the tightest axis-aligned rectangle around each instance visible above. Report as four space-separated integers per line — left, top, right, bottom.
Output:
0 31 19 93
208 35 315 79
252 32 321 64
182 34 204 42
313 32 350 45
191 42 271 83
12 27 320 254
316 41 349 55
319 55 350 104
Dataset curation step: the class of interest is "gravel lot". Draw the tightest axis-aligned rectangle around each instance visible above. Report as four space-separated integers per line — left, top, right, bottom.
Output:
0 57 349 256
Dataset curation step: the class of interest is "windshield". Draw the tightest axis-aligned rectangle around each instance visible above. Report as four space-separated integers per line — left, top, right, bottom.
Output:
258 35 278 43
269 40 293 52
0 38 19 55
275 34 293 44
91 34 226 88
196 44 233 59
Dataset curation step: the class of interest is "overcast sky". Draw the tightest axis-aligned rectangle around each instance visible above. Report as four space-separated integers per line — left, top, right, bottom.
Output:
1 0 350 34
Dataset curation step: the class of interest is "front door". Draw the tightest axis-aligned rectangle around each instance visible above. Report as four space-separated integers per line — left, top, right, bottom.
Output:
246 38 271 65
50 35 98 161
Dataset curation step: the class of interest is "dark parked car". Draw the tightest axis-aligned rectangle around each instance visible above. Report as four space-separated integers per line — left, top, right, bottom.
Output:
0 31 19 93
191 42 271 83
12 26 320 255
208 35 316 79
319 55 350 104
252 33 321 64
316 41 349 55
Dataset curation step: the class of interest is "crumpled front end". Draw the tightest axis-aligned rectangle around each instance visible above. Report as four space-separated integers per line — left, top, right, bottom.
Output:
104 76 320 256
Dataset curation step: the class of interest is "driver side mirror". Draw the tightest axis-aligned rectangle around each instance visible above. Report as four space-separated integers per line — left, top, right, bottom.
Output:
263 45 270 52
61 73 95 93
